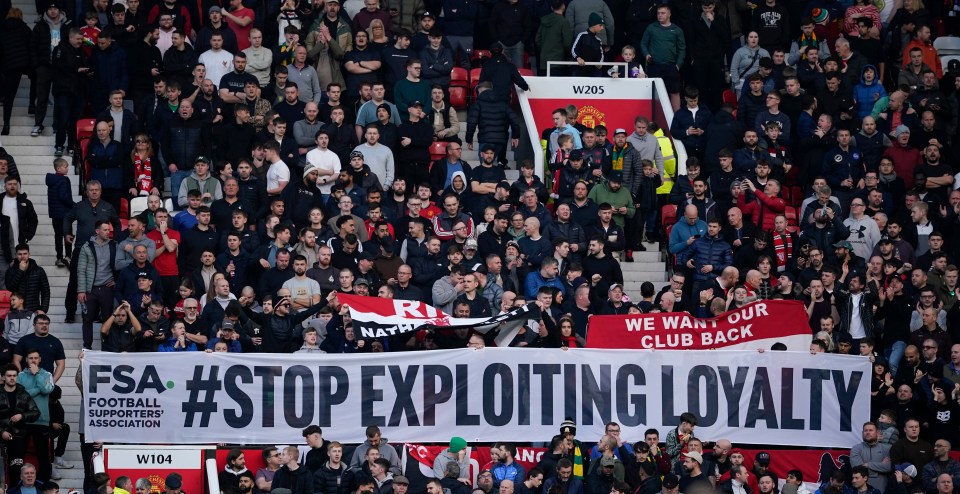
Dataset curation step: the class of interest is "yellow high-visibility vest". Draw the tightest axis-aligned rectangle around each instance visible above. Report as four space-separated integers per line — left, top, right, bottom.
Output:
655 128 676 195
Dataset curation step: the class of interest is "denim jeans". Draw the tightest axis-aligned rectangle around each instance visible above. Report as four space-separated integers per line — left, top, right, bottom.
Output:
884 340 907 374
502 42 524 68
171 169 192 206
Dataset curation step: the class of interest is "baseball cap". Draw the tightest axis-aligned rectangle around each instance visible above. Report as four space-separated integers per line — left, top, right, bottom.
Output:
896 463 918 478
480 143 496 152
683 451 703 464
601 457 617 467
221 320 236 330
833 240 852 250
358 251 375 261
409 100 424 108
350 150 364 160
421 11 436 19
614 128 627 135
208 5 221 13
608 283 623 292
496 180 511 190
465 239 478 250
662 475 680 489
136 271 151 280
393 476 410 485
355 278 371 287
570 149 584 160
755 452 771 465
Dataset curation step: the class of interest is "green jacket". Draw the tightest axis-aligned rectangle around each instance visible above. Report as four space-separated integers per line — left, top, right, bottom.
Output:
17 368 54 426
535 12 573 71
587 182 635 228
640 22 686 67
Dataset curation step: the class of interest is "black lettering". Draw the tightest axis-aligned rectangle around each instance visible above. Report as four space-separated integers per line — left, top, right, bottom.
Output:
388 365 420 426
283 365 314 428
483 364 514 426
661 365 680 426
780 368 804 430
616 364 645 427
361 366 386 426
564 364 577 422
423 365 453 426
745 367 779 428
533 364 561 424
318 366 348 427
90 365 111 393
224 365 253 428
254 366 282 427
802 368 830 430
137 366 167 393
832 370 863 432
455 364 480 425
518 364 530 426
688 366 718 427
718 366 749 427
581 364 611 426
113 365 136 393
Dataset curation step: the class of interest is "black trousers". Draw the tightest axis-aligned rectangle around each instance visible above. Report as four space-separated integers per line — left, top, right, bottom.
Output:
2 70 29 125
31 66 53 126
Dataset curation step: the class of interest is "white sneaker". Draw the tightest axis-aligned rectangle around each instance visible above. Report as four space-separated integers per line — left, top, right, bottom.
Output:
51 466 62 480
54 456 75 468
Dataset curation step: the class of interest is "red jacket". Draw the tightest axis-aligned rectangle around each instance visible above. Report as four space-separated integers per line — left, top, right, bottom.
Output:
902 39 943 78
737 189 786 231
882 143 922 189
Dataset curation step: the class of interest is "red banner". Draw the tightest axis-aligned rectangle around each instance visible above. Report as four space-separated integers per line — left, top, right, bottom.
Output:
585 300 812 351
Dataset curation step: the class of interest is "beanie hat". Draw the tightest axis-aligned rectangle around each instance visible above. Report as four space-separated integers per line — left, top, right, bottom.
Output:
812 8 828 23
449 436 467 453
588 12 604 26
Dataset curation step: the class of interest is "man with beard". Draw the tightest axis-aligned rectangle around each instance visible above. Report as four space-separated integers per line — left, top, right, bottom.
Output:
282 255 322 312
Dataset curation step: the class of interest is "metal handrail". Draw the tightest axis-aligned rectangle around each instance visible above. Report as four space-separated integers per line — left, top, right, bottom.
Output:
546 61 629 77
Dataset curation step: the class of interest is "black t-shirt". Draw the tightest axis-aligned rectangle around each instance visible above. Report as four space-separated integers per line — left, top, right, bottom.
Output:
472 164 507 187
14 334 66 374
220 71 259 95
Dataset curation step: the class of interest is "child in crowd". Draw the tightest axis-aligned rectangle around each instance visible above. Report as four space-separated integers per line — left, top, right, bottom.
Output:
79 11 101 58
46 158 75 268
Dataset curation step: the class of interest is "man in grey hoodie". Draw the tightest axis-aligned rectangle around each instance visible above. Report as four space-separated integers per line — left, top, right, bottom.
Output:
433 437 471 480
349 426 402 475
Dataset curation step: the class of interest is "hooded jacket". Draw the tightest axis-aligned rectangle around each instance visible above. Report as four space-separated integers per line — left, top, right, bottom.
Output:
31 13 70 68
535 12 573 70
853 65 887 120
466 89 523 145
348 438 402 474
0 17 33 72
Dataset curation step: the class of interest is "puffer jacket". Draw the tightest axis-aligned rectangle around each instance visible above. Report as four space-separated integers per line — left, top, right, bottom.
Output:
281 179 325 228
466 89 523 145
554 163 593 201
736 189 786 231
0 17 33 72
313 462 356 494
0 383 40 436
853 64 886 120
242 303 326 353
45 173 75 219
690 234 733 282
31 13 70 67
4 259 50 313
0 193 39 262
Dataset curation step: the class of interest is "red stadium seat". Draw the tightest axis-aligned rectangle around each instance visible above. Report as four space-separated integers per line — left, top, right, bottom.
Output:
722 90 737 105
430 141 447 163
661 204 678 228
790 186 803 207
469 68 483 100
0 290 11 322
76 118 96 142
449 67 469 109
785 206 798 226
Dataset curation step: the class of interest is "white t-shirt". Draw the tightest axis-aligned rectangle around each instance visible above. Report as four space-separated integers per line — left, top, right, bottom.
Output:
267 160 290 192
305 148 341 194
199 48 234 87
2 195 19 251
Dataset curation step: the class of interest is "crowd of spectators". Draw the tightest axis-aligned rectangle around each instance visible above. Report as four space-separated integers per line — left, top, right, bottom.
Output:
0 0 960 491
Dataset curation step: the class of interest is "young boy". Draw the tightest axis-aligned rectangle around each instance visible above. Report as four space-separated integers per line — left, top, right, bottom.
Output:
853 64 886 120
49 386 74 471
511 160 549 205
549 134 574 172
761 122 793 184
877 409 899 444
634 159 662 250
79 11 101 58
610 45 645 78
3 293 35 345
46 158 75 267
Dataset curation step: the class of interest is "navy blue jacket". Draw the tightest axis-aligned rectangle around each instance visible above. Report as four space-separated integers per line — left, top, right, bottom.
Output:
690 234 732 282
86 139 125 190
91 43 129 94
442 0 478 34
45 173 75 219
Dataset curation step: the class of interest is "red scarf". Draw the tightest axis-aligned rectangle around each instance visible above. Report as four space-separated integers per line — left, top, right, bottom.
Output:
134 155 153 195
772 231 793 271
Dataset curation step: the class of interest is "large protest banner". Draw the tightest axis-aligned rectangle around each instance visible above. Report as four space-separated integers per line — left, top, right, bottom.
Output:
586 300 812 351
81 349 869 447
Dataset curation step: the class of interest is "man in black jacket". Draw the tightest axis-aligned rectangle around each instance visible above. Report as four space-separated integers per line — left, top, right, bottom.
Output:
0 177 39 272
0 364 40 482
31 4 72 137
4 245 49 314
50 27 88 155
466 82 522 167
397 101 433 186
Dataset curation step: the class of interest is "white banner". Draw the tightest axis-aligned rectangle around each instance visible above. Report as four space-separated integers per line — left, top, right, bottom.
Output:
82 349 870 447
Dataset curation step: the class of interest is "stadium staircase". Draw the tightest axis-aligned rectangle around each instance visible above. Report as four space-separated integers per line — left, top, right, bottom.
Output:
0 13 664 487
1 0 85 484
